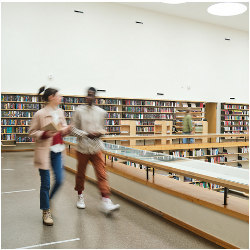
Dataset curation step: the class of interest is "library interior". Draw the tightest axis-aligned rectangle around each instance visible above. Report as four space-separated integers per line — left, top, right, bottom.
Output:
1 2 249 249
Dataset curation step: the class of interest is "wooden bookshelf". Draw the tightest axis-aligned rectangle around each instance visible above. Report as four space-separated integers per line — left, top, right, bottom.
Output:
154 120 173 145
1 92 207 145
120 120 136 146
221 103 249 134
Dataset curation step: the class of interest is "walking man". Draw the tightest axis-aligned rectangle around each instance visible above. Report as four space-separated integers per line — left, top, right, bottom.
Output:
71 87 120 214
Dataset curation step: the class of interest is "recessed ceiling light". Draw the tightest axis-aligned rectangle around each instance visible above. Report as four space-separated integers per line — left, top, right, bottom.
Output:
207 3 247 16
162 1 186 4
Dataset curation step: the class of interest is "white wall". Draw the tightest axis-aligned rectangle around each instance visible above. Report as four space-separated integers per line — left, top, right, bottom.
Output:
2 2 249 103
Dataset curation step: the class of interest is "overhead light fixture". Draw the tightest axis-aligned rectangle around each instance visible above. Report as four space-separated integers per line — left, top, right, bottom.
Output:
207 3 247 16
162 0 186 4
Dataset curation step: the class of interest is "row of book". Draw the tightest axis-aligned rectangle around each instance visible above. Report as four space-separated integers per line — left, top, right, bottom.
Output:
16 136 34 142
63 97 85 103
223 116 249 120
224 127 248 131
192 182 221 189
60 104 77 110
123 100 177 106
16 96 40 102
1 95 40 102
136 121 155 125
2 134 34 141
136 127 154 132
1 127 28 133
107 113 121 118
64 111 128 118
1 119 32 125
2 103 41 110
104 120 120 125
2 111 36 118
171 151 188 157
2 95 205 108
1 127 29 134
190 149 206 156
122 107 174 113
1 127 13 133
224 131 248 134
208 156 227 163
223 110 249 115
181 103 204 108
239 147 249 153
97 99 122 105
2 134 16 140
101 106 119 112
2 103 42 110
222 121 248 126
62 98 122 105
16 127 29 133
2 95 17 101
223 104 249 109
106 127 120 133
207 148 219 155
123 114 174 119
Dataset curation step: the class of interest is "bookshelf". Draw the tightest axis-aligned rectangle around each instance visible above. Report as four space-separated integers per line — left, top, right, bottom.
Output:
163 144 249 191
167 145 249 169
1 93 44 144
221 103 249 134
2 92 206 146
154 120 173 145
120 120 136 146
174 101 206 138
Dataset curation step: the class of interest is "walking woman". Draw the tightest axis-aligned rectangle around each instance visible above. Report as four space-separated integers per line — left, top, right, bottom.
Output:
29 86 71 226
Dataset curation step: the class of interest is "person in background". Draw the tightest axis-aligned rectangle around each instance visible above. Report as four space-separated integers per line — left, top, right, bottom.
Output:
182 109 195 144
29 86 71 226
71 87 120 214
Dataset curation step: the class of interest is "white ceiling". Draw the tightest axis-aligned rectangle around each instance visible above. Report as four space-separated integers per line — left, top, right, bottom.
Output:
121 2 249 32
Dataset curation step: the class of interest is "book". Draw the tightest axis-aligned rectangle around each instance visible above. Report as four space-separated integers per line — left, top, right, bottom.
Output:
42 122 60 132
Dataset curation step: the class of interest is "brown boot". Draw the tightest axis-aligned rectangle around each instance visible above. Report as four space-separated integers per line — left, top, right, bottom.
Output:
42 209 53 226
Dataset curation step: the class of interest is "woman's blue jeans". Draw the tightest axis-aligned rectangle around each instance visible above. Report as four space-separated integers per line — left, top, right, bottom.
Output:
39 151 64 210
182 132 194 144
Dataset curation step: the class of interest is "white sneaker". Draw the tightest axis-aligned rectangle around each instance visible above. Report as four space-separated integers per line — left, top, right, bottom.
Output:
100 198 120 214
77 194 86 209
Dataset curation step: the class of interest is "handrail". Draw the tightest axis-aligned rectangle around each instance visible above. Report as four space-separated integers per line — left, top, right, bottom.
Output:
63 139 249 204
102 133 249 141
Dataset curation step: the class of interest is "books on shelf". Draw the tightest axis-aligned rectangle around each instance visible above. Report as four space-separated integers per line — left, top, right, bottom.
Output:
63 97 85 104
238 147 249 153
136 127 154 132
208 156 227 163
1 119 32 126
207 148 219 155
221 103 249 134
191 149 205 157
96 99 122 105
105 120 120 125
1 134 16 140
16 136 34 142
171 151 187 157
136 120 155 125
223 104 249 109
1 93 209 140
2 111 36 118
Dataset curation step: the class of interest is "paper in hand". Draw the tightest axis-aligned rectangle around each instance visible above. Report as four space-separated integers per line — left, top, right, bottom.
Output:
42 122 60 132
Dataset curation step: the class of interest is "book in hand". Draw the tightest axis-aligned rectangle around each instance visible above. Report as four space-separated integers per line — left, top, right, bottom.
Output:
42 122 60 132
